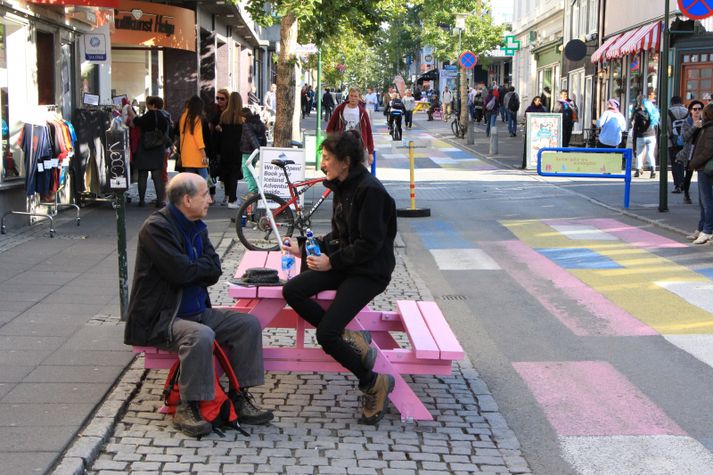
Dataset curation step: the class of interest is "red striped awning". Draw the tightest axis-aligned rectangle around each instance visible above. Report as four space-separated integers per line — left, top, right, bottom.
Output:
605 29 641 61
620 21 662 56
28 0 119 6
591 34 621 64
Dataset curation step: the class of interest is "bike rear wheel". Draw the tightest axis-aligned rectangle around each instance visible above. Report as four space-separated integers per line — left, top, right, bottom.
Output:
451 118 461 138
235 193 295 251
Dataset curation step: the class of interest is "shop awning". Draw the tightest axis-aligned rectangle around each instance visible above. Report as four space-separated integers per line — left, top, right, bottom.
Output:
417 68 438 84
591 34 621 64
604 29 640 61
620 21 662 56
28 0 119 6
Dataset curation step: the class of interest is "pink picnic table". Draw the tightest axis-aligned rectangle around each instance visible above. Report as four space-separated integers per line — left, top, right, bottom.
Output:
226 250 465 422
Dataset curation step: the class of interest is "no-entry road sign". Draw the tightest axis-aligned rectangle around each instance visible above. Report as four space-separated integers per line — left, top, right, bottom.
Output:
678 0 713 20
459 51 478 69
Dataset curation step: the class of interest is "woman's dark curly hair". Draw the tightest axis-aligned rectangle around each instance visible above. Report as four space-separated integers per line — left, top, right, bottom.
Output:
320 130 364 170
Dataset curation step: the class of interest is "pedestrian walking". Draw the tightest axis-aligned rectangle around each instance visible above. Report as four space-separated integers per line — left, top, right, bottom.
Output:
677 100 704 205
128 95 171 207
503 86 520 137
322 87 336 122
472 87 485 123
282 130 397 425
219 92 244 208
553 89 576 147
124 172 273 437
484 86 500 137
402 89 415 129
301 85 309 119
427 91 440 121
441 87 454 121
264 83 277 117
365 87 378 123
498 83 509 122
630 95 660 178
326 87 375 165
596 99 626 148
668 96 689 193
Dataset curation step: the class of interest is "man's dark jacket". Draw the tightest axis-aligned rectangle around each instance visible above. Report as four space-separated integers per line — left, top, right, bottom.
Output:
322 166 397 286
124 207 222 347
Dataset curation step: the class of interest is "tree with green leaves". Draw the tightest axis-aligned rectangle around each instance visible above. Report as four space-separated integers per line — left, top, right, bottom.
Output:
246 0 401 146
420 1 504 133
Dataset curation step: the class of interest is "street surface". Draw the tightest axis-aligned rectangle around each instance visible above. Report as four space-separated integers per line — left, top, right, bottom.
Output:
2 109 713 474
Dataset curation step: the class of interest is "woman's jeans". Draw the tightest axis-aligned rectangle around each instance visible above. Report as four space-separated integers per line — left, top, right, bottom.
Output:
183 167 209 180
282 269 386 389
635 136 657 170
697 170 713 234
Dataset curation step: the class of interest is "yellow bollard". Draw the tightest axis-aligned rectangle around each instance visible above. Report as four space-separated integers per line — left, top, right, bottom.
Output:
396 140 431 218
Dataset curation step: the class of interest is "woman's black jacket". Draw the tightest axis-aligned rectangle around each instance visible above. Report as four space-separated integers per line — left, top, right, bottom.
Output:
321 166 397 286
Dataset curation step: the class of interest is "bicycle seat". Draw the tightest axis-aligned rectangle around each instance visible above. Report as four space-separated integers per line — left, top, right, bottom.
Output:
271 159 295 168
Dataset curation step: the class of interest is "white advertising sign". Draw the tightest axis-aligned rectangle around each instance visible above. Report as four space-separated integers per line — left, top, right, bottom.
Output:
259 147 306 203
526 113 563 169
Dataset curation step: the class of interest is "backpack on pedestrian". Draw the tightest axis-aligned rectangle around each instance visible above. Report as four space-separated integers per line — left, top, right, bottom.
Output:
633 109 651 137
163 341 249 437
508 93 520 113
668 110 688 148
486 96 496 111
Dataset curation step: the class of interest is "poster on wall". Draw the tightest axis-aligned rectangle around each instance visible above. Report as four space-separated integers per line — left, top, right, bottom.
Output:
439 65 458 96
258 147 306 206
526 113 562 169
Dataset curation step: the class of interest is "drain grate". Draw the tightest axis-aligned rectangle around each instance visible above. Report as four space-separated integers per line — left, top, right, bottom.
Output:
439 294 468 301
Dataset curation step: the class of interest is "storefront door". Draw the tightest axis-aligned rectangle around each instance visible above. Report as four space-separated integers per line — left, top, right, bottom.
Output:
681 63 713 104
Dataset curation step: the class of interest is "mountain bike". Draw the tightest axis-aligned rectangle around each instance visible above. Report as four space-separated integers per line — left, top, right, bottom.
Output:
451 112 467 139
236 158 331 251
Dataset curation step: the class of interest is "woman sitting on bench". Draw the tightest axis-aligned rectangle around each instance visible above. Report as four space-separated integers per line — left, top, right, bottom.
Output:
282 130 398 425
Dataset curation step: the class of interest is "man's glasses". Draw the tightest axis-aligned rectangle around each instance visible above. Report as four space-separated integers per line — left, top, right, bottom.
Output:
692 107 703 111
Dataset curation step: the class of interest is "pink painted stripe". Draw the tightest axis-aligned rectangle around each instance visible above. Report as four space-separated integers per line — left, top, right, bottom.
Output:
490 241 657 336
513 361 685 436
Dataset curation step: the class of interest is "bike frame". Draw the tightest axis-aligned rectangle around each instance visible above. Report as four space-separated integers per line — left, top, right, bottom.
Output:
245 150 331 239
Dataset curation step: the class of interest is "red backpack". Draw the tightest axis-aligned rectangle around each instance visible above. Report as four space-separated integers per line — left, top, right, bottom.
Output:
162 341 248 437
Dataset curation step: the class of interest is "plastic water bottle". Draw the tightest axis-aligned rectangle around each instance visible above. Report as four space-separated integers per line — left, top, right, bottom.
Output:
305 229 321 256
281 249 295 279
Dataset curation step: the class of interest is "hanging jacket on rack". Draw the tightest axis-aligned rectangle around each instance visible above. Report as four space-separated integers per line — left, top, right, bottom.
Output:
72 108 111 195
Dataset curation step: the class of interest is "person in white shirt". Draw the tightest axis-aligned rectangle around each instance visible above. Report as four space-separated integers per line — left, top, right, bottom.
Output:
364 87 379 123
402 89 416 129
264 83 277 116
441 87 454 121
596 98 627 148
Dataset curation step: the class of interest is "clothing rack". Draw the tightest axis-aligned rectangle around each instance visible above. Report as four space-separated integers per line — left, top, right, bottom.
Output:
1 106 80 238
72 107 116 207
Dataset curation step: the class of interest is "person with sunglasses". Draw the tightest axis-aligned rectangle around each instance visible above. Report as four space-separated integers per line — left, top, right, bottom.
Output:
676 100 704 206
685 102 713 245
209 89 230 204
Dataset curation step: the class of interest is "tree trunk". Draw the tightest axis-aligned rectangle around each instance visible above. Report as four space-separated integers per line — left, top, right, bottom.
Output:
460 66 469 136
274 13 298 147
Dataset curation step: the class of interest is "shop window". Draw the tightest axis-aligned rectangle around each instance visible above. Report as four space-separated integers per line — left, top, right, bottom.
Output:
647 52 659 103
1 17 29 182
36 31 55 106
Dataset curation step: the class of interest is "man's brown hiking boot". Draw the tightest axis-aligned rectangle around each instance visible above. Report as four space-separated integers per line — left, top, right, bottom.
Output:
343 329 376 370
173 401 212 437
230 389 274 425
359 373 395 425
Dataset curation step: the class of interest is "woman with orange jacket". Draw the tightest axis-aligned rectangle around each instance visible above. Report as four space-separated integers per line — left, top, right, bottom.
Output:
178 96 209 180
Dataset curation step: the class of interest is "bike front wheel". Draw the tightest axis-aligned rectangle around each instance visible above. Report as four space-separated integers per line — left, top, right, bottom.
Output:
451 118 461 138
235 193 295 251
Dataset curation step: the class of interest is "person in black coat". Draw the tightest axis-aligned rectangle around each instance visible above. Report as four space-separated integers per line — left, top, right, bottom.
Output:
218 92 244 207
129 96 171 207
124 172 273 436
282 130 397 426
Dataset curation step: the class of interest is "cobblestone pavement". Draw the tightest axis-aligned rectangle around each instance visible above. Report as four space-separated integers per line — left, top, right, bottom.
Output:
63 237 531 475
